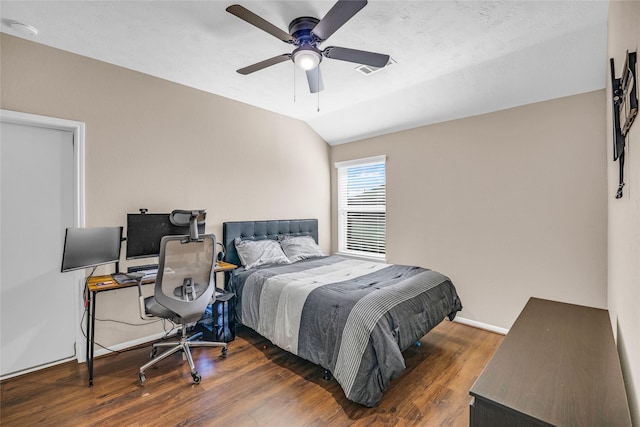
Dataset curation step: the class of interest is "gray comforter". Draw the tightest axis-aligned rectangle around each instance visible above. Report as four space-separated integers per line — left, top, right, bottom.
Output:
231 255 462 407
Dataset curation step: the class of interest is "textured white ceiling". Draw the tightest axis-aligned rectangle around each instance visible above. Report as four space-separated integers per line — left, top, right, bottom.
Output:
1 1 609 145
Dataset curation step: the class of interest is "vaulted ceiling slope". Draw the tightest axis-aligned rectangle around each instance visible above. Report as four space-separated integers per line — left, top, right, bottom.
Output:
0 1 609 145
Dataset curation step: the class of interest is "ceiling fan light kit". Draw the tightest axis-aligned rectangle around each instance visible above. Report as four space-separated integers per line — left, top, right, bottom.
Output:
227 0 389 94
293 47 322 71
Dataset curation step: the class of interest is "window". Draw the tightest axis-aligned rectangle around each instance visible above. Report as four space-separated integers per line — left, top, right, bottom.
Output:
335 155 386 260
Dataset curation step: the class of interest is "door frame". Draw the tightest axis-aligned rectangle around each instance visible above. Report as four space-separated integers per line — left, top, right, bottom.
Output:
1 109 87 365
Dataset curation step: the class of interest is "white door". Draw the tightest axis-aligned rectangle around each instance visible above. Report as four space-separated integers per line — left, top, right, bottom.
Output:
1 115 82 377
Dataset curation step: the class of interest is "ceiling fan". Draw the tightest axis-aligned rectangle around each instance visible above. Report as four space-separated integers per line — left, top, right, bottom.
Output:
226 0 390 93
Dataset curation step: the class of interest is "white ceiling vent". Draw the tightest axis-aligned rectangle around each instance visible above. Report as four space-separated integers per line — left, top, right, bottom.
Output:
355 58 396 75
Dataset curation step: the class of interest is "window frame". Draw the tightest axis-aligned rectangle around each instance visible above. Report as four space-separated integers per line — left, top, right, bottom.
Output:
335 155 387 261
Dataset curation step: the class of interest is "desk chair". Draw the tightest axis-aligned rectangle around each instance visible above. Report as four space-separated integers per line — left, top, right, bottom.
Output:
134 210 227 385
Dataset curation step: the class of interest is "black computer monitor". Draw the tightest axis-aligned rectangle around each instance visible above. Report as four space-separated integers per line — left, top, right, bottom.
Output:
126 213 205 260
61 227 123 272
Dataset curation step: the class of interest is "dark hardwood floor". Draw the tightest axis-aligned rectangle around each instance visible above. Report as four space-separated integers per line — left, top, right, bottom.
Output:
1 321 502 426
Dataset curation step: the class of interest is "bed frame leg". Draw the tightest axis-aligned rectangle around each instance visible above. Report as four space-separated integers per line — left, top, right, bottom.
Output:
323 369 332 381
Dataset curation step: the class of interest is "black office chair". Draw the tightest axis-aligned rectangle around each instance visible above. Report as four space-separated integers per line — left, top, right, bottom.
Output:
134 210 227 385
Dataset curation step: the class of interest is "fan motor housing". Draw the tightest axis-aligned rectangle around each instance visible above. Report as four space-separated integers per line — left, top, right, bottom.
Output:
288 17 320 45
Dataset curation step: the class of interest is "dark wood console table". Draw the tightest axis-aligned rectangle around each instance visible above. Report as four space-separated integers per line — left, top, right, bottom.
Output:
469 297 631 426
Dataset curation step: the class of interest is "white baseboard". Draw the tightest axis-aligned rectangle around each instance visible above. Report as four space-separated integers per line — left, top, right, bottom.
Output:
453 316 509 335
0 356 77 381
78 317 506 364
77 327 180 363
8 316 503 378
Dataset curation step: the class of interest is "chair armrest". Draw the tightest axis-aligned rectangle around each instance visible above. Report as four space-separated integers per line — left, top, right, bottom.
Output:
138 295 155 321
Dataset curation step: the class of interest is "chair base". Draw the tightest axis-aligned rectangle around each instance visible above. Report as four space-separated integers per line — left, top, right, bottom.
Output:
139 324 227 385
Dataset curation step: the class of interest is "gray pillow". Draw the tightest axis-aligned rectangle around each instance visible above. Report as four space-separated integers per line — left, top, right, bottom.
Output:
234 238 291 270
280 235 324 263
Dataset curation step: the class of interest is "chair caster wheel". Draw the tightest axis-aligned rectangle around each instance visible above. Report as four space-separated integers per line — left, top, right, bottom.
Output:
192 372 201 384
221 347 228 358
139 373 146 386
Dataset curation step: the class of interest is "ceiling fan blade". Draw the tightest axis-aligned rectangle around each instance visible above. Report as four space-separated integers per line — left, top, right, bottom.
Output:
323 46 389 68
311 0 367 42
237 54 291 75
306 67 324 93
226 4 294 43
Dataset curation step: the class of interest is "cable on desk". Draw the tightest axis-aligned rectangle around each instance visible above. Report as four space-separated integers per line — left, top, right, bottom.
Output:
82 266 98 308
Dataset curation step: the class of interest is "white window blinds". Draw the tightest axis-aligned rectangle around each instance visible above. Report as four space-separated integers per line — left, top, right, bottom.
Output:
335 155 386 259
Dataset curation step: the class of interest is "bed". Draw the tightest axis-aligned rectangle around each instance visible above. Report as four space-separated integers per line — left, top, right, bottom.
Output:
222 219 462 407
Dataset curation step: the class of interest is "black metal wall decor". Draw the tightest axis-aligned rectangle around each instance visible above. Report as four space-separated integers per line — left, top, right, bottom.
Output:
610 50 638 199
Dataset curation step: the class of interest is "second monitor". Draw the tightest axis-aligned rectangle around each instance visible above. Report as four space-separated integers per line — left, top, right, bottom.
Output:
126 213 205 260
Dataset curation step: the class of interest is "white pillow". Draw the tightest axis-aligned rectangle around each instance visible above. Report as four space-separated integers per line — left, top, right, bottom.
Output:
234 238 290 270
280 235 324 263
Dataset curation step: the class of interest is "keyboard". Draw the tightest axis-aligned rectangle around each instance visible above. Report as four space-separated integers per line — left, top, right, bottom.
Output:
134 268 158 279
112 269 157 284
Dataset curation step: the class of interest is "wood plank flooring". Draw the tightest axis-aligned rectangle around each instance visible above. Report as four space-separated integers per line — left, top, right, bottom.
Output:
1 321 502 426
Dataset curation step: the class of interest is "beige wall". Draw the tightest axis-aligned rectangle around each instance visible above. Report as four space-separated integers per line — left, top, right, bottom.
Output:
0 34 331 347
3 17 637 418
331 91 608 330
607 1 640 423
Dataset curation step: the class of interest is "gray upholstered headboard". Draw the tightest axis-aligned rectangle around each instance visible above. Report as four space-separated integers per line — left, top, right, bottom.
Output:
222 219 319 267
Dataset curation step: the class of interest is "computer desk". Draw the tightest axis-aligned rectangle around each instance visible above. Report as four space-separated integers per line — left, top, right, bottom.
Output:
85 261 237 386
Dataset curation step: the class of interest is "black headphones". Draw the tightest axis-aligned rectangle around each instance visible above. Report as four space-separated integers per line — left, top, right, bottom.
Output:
217 242 226 262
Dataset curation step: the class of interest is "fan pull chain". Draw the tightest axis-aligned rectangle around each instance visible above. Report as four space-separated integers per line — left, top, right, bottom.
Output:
317 67 320 112
293 62 296 103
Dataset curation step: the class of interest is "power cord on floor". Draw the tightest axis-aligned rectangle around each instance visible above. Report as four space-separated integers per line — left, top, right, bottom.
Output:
79 303 178 355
